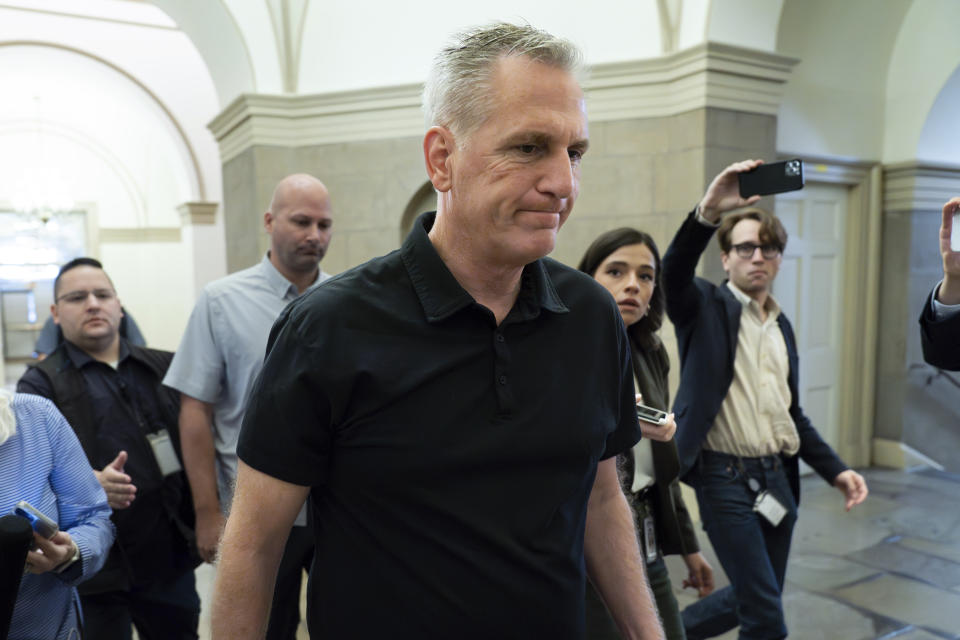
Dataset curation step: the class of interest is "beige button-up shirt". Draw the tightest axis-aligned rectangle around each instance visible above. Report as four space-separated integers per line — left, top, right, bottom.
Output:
703 282 800 458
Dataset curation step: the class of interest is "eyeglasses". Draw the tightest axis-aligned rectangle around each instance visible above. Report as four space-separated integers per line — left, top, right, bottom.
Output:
56 289 116 305
731 242 781 260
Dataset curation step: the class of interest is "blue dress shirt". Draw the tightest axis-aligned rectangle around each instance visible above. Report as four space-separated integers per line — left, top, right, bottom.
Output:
2 393 114 640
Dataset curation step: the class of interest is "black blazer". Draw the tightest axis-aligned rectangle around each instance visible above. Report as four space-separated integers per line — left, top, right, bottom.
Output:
919 287 960 370
661 211 848 504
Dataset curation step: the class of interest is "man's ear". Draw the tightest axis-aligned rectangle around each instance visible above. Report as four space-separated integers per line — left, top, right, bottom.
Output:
423 126 456 192
263 211 274 234
50 303 59 325
720 251 730 274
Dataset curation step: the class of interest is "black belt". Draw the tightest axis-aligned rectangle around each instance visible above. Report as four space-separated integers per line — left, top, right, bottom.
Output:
701 449 783 471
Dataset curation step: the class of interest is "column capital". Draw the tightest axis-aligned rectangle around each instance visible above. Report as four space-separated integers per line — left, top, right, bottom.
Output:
177 201 219 226
883 162 960 212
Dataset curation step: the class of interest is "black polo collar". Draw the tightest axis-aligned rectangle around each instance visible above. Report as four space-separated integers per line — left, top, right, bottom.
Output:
400 211 568 323
61 338 130 370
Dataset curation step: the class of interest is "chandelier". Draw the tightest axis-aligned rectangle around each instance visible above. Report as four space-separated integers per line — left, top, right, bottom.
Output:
9 97 76 228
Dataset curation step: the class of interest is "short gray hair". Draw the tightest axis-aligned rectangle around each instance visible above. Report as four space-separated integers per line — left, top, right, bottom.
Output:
422 22 585 140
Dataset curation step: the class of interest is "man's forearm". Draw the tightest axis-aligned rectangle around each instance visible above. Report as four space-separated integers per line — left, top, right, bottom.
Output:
212 462 307 639
179 397 220 513
211 519 281 639
585 462 664 639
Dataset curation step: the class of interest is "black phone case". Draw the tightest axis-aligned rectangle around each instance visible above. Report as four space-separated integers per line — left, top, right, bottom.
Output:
738 159 804 198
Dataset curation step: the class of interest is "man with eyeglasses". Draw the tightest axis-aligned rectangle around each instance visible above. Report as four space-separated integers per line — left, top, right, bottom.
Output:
661 160 868 639
18 257 200 640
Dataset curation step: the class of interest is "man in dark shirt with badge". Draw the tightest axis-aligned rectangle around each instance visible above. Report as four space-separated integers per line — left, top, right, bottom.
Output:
18 257 199 640
212 22 664 640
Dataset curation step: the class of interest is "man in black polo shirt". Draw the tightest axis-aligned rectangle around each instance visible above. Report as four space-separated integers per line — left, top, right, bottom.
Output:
18 258 199 639
212 22 663 640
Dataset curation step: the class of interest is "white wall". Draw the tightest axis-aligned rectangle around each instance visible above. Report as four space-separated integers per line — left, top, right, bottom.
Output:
296 0 663 94
917 66 960 165
0 1 222 204
100 241 195 352
0 47 191 225
707 0 783 52
774 0 960 166
775 0 912 161
883 0 960 164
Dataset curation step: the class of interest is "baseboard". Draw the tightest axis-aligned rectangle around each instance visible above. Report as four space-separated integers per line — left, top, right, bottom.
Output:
872 438 945 471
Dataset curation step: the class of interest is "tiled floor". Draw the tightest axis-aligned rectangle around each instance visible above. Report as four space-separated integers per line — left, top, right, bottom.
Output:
192 466 960 639
668 467 960 639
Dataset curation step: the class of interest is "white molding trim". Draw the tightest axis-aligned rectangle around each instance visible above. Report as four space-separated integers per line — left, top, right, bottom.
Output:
585 42 797 122
177 201 219 226
209 42 798 163
0 3 179 30
883 161 960 212
99 227 181 243
873 437 945 471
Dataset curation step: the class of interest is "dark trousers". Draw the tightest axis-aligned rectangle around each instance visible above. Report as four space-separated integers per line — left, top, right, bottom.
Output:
266 524 314 640
81 569 199 640
585 547 686 639
682 452 798 640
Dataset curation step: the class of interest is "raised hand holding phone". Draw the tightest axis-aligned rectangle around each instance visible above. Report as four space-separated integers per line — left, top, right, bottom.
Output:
697 159 764 223
737 159 805 198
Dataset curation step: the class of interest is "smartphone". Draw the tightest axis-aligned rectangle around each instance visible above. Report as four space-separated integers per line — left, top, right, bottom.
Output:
636 404 669 426
738 159 804 198
13 501 59 539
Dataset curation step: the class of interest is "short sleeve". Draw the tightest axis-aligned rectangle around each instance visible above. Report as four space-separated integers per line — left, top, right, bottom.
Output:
237 302 334 488
163 288 225 403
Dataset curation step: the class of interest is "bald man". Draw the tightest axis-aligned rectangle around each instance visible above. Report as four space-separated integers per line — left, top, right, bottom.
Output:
164 174 333 639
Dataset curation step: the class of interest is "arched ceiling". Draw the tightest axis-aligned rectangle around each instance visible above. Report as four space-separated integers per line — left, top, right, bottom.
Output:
0 44 194 226
148 0 261 102
883 0 960 163
0 1 223 211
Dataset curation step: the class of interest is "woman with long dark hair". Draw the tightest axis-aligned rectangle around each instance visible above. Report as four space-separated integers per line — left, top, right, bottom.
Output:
579 228 713 640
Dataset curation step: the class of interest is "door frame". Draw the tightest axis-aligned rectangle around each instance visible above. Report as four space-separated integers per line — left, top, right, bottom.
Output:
778 154 882 467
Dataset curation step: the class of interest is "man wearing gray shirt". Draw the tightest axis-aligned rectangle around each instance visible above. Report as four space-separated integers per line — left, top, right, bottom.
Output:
163 173 333 639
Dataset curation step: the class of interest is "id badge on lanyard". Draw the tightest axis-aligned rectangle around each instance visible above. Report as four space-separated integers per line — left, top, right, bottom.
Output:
147 429 182 476
641 515 658 564
745 475 787 527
